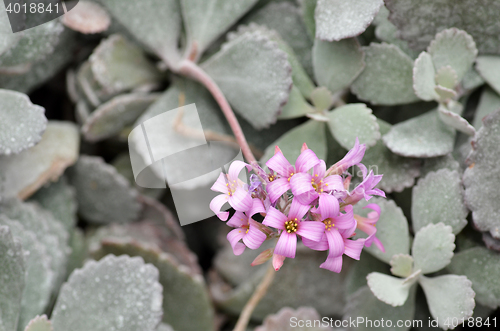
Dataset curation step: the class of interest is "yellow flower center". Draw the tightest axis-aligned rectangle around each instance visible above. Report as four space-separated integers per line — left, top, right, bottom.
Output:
323 219 334 231
285 218 298 233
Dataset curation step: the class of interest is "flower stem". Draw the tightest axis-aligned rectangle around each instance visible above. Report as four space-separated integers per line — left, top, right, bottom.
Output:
233 261 276 331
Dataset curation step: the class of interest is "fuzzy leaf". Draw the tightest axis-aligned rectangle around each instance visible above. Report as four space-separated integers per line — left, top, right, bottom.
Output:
412 169 468 235
427 28 477 82
313 38 365 94
473 87 500 129
476 56 500 95
354 198 411 264
434 85 457 102
412 223 455 274
255 307 332 331
390 254 414 278
367 272 414 307
315 0 384 41
62 1 111 34
67 155 141 224
299 0 317 39
435 66 458 89
413 51 438 101
99 0 181 65
278 86 314 119
383 110 456 158
90 35 162 95
0 121 79 199
0 89 46 155
385 0 500 54
82 93 159 142
438 105 476 136
181 0 258 55
351 43 419 105
23 315 52 331
92 242 214 331
326 103 380 149
0 6 20 56
260 120 326 164
202 28 292 129
359 120 420 193
448 247 500 309
419 275 475 330
52 255 163 331
421 154 460 178
0 226 25 331
463 110 500 238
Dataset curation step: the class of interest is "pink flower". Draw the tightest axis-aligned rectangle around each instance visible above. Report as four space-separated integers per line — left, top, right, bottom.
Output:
354 203 385 252
344 170 385 205
262 199 324 258
319 226 366 273
210 160 253 221
327 138 366 176
227 199 267 255
265 149 320 203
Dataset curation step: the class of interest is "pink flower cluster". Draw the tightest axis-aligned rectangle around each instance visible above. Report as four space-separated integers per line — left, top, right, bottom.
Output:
210 139 385 273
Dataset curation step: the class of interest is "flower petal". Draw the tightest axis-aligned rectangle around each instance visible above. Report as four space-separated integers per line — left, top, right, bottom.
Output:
325 228 345 257
266 152 292 177
295 149 320 173
312 160 326 179
323 174 344 192
330 138 366 175
227 211 248 228
227 229 246 255
248 198 266 216
210 194 229 221
296 221 325 242
228 160 251 182
273 253 286 271
211 173 229 193
344 238 366 260
274 231 297 258
243 225 267 249
290 172 314 197
263 208 287 230
288 199 310 221
318 194 340 219
372 236 385 253
228 188 252 212
320 255 343 273
332 205 356 230
302 235 328 251
267 177 290 203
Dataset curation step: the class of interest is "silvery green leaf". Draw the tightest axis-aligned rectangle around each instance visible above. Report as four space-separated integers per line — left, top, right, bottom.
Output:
383 110 456 158
351 43 419 105
315 0 384 41
427 28 477 82
0 89 46 155
29 177 77 233
344 286 416 331
476 56 500 95
483 232 500 252
448 247 500 309
0 121 79 200
419 275 475 330
90 35 162 95
99 0 181 66
52 255 163 331
438 104 475 136
23 315 52 331
278 86 314 119
299 0 317 39
202 28 292 129
326 103 380 149
82 93 160 142
412 223 455 274
255 307 333 331
421 154 460 178
310 87 332 111
463 110 500 238
0 5 20 56
413 51 438 101
462 67 485 91
61 1 111 34
434 85 457 102
473 87 500 129
92 242 214 331
390 254 414 278
346 251 390 296
181 0 258 56
260 120 326 164
244 2 314 79
0 226 25 331
359 120 420 193
313 38 365 94
354 198 411 264
67 155 141 224
75 61 106 107
435 66 458 89
412 169 468 235
385 0 500 54
0 217 54 330
367 272 415 307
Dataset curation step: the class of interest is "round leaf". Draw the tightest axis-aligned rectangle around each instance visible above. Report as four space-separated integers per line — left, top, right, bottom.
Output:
390 254 414 278
412 223 455 274
437 105 476 136
413 51 438 101
367 272 414 307
23 315 52 331
61 1 111 34
476 56 500 95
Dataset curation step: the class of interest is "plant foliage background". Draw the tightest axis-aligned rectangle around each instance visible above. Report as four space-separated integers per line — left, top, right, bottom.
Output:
1 0 500 330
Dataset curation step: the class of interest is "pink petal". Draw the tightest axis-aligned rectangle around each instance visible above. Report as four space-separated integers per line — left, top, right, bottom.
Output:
210 194 229 221
296 221 325 242
248 199 266 217
295 191 319 206
228 188 252 212
295 149 320 173
211 173 229 193
325 228 345 257
332 205 356 230
344 238 366 260
275 231 297 258
267 177 290 203
323 175 344 192
251 248 274 266
290 172 314 197
266 152 292 177
262 208 287 230
227 229 246 255
302 235 328 251
318 194 340 219
243 225 267 249
320 255 343 273
273 253 286 271
227 211 248 228
288 199 310 221
373 236 385 253
364 203 381 217
228 160 251 182
312 160 326 179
